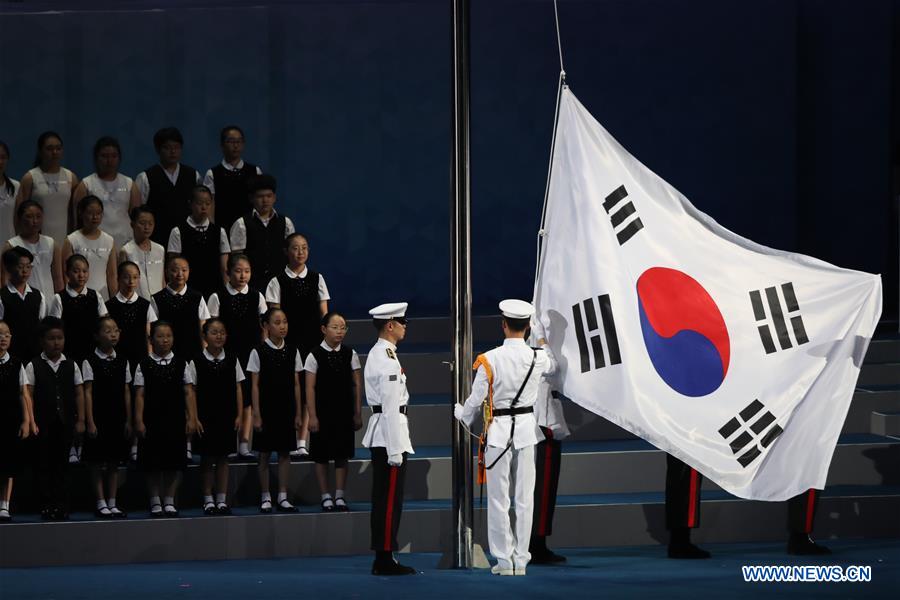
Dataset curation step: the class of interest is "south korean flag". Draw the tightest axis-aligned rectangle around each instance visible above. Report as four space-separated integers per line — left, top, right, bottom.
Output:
533 87 882 501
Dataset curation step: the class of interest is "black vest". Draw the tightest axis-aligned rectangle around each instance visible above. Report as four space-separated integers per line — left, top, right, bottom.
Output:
216 288 261 364
59 289 101 364
152 288 203 358
310 345 355 409
0 356 24 425
144 164 197 245
256 341 298 409
193 352 238 424
0 286 43 361
138 356 186 425
86 352 127 427
243 211 287 290
105 296 150 373
176 221 223 298
211 162 258 232
276 270 322 354
32 358 76 428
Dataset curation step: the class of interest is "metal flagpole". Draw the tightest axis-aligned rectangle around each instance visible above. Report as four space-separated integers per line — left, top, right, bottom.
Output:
450 0 474 569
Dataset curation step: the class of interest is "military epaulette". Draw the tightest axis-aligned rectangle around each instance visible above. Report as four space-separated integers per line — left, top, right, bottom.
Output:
386 348 396 360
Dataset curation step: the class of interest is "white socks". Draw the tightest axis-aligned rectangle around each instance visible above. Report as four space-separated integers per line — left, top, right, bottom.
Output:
335 489 345 499
277 491 287 503
215 493 226 505
261 491 272 503
239 441 250 454
163 496 175 506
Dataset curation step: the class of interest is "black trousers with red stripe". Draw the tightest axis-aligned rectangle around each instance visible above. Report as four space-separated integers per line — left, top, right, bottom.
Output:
666 454 823 534
665 454 702 530
787 488 821 534
531 427 562 538
370 447 407 552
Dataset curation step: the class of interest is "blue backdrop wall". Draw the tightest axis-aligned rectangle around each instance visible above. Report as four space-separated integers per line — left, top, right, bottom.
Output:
0 0 896 320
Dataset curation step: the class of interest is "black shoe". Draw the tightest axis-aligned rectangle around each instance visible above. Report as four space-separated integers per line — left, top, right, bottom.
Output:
530 548 567 564
787 534 832 556
668 542 711 559
276 499 298 513
321 498 335 513
95 507 114 519
216 503 231 516
372 559 416 576
149 504 164 518
162 504 179 517
41 507 53 521
260 500 273 514
109 507 127 519
203 502 217 516
0 510 11 523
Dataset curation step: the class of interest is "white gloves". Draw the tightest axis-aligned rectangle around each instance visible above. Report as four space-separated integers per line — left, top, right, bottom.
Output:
388 453 403 467
453 404 465 422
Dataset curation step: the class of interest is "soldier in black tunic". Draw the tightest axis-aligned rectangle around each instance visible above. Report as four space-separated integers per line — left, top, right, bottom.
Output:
248 308 302 513
0 246 48 361
165 186 230 299
265 233 329 459
193 318 244 515
151 256 210 360
0 321 33 522
305 312 362 512
82 316 131 519
134 321 198 517
206 254 266 460
25 317 85 520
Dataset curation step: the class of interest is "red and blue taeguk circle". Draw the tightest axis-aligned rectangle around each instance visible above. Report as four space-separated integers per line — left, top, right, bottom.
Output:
636 267 730 397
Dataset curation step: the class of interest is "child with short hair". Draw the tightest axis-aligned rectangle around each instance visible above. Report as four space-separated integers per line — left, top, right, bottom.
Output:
248 308 301 513
305 311 362 512
134 320 198 517
135 127 201 246
0 246 49 361
202 125 264 233
0 320 34 522
229 175 295 291
83 316 131 519
166 185 230 299
25 317 85 520
2 200 63 300
49 254 109 364
266 233 329 458
150 256 209 360
193 318 244 514
207 253 266 460
119 206 166 301
62 195 117 300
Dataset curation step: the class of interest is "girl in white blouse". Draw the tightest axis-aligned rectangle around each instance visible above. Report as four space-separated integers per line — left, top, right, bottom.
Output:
15 132 79 248
61 195 117 300
2 200 62 299
72 137 141 250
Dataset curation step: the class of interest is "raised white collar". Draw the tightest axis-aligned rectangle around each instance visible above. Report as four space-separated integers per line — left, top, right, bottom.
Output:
264 338 285 350
283 265 308 279
225 282 249 295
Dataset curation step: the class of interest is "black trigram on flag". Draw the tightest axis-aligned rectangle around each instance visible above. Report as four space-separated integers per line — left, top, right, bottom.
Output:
718 400 783 468
572 294 621 373
749 282 809 354
603 185 644 245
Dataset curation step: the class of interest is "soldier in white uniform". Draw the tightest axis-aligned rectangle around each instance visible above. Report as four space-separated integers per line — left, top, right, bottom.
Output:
529 378 570 564
362 302 416 576
454 299 557 576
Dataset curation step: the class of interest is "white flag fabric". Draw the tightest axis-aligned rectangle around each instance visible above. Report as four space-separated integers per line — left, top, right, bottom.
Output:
533 88 882 501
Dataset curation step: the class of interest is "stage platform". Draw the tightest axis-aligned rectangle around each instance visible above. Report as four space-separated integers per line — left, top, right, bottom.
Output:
1 539 897 599
0 318 896 569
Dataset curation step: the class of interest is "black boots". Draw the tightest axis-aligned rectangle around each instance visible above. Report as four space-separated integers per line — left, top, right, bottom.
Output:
372 550 416 575
787 533 832 555
668 527 710 559
529 536 567 564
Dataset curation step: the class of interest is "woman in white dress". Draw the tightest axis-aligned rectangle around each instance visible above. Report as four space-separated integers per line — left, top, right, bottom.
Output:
2 200 62 299
118 205 165 300
61 195 117 299
0 141 20 244
72 136 141 250
15 131 79 248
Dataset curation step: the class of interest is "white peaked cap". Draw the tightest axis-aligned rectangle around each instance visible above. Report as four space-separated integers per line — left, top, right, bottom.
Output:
369 302 408 319
499 299 534 319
